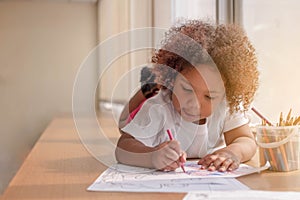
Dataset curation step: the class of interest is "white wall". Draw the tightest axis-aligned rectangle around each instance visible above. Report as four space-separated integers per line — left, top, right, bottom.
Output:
243 0 300 124
0 1 97 194
97 0 173 107
98 0 155 104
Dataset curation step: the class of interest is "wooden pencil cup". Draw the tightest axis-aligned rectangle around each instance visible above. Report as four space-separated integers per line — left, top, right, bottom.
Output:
256 125 300 172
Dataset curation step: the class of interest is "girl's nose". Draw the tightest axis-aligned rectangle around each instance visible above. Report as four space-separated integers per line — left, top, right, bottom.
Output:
186 94 201 110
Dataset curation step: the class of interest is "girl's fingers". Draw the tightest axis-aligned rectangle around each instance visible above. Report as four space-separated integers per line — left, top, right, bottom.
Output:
198 153 240 172
164 155 179 167
198 154 217 169
179 152 186 163
157 147 180 168
207 163 216 171
212 156 227 169
164 140 184 165
203 154 218 163
168 140 181 155
164 146 180 161
161 160 180 171
218 158 233 172
227 161 239 171
165 150 179 160
169 161 180 169
154 141 185 170
162 166 172 171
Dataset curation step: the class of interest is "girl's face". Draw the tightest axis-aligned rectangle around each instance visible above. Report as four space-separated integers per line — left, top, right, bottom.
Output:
171 64 225 124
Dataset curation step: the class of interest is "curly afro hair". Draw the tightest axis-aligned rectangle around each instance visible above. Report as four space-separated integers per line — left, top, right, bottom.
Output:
210 24 259 113
151 20 259 113
152 20 216 91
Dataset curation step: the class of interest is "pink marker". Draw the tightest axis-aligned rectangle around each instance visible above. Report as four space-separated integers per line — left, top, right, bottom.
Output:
166 129 186 173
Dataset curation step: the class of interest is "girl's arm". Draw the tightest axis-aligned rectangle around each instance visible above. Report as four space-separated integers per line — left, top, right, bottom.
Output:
223 124 256 162
119 82 160 129
118 89 146 129
115 130 186 170
115 131 154 168
198 124 256 171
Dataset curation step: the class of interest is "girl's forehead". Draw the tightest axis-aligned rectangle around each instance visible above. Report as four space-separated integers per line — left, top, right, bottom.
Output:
180 64 225 92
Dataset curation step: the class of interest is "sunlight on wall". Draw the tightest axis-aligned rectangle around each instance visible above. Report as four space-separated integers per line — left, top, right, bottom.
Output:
243 0 300 123
173 0 216 22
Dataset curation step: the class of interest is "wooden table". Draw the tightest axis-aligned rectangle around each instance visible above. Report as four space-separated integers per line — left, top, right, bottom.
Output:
2 113 300 200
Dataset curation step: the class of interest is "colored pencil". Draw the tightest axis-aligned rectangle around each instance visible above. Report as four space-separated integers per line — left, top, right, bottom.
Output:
166 129 186 173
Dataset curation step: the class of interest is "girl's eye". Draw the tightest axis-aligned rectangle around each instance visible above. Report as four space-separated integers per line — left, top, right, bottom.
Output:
181 85 193 92
205 95 216 100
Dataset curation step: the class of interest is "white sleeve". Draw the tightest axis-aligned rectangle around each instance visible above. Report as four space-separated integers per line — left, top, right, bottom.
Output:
121 98 167 147
223 110 250 132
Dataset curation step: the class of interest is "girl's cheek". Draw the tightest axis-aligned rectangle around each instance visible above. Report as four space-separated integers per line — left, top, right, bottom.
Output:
202 102 213 117
172 95 181 112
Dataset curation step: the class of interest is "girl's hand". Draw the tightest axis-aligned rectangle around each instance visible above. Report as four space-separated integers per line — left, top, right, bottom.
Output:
151 140 186 171
198 149 241 172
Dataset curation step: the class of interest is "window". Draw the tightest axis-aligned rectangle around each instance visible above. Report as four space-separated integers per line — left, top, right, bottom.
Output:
172 0 216 22
243 0 300 122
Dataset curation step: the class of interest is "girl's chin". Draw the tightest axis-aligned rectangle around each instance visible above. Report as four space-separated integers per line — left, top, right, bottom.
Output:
182 116 207 124
182 116 200 123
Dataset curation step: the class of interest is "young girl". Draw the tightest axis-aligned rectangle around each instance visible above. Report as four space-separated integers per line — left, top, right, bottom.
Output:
116 20 259 172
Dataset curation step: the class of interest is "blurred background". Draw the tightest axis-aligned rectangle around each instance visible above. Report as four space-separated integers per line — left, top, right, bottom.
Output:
1 0 300 194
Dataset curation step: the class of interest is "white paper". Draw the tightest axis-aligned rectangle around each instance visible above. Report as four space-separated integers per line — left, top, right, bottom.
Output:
183 190 300 200
87 161 269 192
88 177 249 193
92 161 270 183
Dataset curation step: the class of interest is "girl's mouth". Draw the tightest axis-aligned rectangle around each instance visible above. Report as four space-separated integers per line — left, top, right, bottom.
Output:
182 109 200 118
